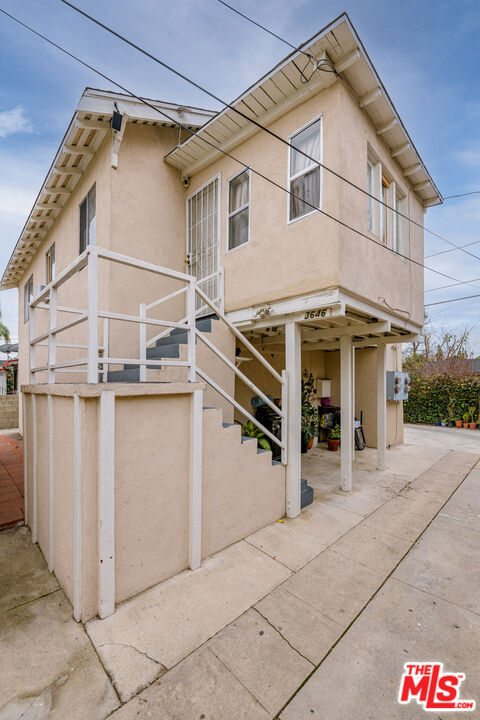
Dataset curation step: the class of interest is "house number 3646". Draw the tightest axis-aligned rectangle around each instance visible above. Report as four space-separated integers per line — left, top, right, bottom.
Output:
304 309 329 319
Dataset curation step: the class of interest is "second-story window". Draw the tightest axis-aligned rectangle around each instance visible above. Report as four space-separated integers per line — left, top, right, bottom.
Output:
24 275 33 323
79 184 96 254
45 243 55 284
228 168 250 250
288 117 322 222
367 151 407 255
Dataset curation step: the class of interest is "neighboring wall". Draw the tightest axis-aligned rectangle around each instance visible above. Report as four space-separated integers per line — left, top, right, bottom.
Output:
0 395 19 429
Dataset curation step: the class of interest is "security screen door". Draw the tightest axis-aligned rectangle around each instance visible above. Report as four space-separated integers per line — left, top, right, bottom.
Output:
186 177 220 315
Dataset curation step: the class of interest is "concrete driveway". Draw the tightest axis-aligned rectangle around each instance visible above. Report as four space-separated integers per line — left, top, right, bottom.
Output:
0 425 478 719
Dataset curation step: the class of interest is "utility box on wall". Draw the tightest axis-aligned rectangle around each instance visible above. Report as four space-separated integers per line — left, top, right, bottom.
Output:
386 371 411 402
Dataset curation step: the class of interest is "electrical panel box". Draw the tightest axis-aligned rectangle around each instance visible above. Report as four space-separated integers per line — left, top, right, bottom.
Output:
386 371 411 402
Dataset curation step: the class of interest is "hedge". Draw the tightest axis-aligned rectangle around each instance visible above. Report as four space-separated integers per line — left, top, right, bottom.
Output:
404 376 480 424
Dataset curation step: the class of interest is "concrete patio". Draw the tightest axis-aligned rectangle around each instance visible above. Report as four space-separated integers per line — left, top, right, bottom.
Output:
0 425 478 719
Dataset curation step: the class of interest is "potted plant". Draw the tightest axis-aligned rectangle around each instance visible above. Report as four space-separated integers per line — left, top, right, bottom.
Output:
441 419 447 427
447 419 455 428
454 418 463 428
301 370 318 453
434 420 441 427
468 406 476 430
463 412 470 429
241 420 271 451
327 424 341 451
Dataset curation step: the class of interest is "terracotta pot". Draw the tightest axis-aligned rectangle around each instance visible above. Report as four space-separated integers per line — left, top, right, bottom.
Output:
469 422 476 430
327 438 340 452
307 437 314 450
463 423 469 428
455 421 463 428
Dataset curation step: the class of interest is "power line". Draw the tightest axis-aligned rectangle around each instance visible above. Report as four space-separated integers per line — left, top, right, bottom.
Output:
215 0 339 81
425 293 480 307
425 277 480 293
215 0 313 60
1 6 478 296
58 0 480 266
444 190 480 200
425 240 480 258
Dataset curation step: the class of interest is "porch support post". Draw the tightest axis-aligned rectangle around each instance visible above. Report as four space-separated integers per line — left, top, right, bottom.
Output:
32 394 37 544
87 246 99 383
352 346 356 456
376 343 387 471
189 387 203 570
285 321 301 518
98 390 115 619
47 395 54 571
73 394 82 622
340 335 353 491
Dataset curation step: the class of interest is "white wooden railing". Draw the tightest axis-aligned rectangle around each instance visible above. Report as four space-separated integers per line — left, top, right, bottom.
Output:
28 245 287 464
29 246 197 385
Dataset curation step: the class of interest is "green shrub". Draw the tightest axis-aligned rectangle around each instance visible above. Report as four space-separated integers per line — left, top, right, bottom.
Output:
404 376 480 424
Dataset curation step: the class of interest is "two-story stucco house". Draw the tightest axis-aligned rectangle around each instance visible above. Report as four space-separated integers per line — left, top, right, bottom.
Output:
1 14 442 621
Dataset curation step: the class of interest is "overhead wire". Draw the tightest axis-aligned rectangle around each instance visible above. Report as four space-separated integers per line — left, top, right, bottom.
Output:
425 294 480 307
424 277 480 293
57 0 480 266
1 6 479 296
425 240 480 258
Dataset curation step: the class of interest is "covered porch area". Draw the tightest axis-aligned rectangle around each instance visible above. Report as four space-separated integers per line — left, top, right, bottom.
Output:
231 289 420 517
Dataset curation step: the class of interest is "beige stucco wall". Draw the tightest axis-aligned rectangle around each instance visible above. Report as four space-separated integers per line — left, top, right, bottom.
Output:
325 343 403 447
23 385 284 621
336 85 424 326
187 79 424 326
18 135 113 430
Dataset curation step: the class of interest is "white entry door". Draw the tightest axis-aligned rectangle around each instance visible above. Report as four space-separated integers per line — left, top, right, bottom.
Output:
186 176 221 314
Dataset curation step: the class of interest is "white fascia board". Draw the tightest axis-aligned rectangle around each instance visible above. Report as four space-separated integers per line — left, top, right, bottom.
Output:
339 289 422 334
78 90 213 127
169 62 334 176
227 289 342 329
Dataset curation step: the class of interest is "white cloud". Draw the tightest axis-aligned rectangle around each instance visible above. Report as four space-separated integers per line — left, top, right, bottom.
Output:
0 106 33 140
455 146 480 166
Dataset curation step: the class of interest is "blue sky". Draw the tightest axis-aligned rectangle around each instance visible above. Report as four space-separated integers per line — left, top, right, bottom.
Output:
1 0 480 352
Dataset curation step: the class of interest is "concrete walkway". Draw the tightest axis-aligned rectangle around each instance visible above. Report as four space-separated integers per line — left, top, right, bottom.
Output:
0 426 478 719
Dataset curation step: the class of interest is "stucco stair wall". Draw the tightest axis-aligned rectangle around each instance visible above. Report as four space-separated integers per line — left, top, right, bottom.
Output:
107 315 235 422
202 406 285 559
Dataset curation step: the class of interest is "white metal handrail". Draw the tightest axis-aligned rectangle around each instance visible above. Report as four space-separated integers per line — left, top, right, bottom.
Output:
194 285 287 463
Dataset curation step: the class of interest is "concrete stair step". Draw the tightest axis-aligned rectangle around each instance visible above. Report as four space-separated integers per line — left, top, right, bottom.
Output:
155 315 218 347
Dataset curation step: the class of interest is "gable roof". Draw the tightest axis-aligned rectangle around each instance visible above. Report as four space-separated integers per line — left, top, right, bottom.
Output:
165 13 442 209
1 89 214 290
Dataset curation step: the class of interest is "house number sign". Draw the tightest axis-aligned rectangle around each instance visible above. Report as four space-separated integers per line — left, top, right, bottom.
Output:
304 307 331 320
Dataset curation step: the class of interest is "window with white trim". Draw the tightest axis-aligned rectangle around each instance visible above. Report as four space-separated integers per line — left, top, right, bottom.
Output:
394 188 407 254
288 117 321 222
367 152 407 254
45 243 55 284
24 275 33 323
228 168 250 250
79 184 96 254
